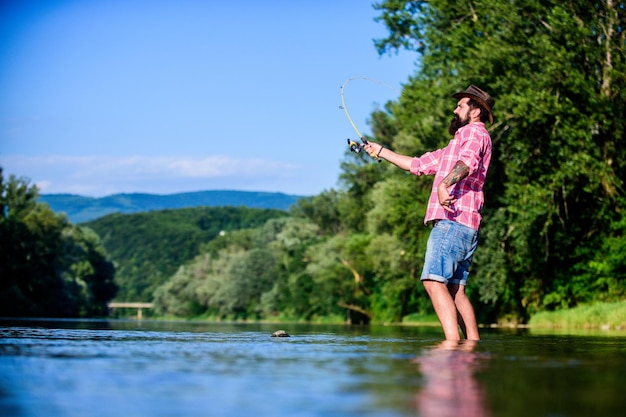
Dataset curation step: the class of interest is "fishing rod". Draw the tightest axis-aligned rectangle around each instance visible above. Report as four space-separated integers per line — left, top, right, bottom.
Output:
340 77 398 162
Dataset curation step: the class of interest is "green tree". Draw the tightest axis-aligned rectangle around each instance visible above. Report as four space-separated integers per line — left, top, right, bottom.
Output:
0 168 116 317
154 218 321 320
86 206 287 302
291 191 343 236
371 0 626 321
62 226 118 316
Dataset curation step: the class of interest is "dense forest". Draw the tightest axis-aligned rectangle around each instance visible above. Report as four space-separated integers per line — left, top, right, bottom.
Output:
4 1 625 324
84 207 289 302
0 170 117 317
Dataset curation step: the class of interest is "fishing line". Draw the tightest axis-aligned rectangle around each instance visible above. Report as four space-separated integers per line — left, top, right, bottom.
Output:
340 77 400 161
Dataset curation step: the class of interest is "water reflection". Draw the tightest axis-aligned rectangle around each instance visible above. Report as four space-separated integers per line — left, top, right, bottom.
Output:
413 340 490 417
5 321 624 417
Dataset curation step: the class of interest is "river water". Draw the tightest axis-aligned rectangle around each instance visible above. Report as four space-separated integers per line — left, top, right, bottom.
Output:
1 319 625 417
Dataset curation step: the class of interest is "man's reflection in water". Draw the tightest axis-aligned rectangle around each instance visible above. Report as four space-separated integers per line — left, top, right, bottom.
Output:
412 340 491 417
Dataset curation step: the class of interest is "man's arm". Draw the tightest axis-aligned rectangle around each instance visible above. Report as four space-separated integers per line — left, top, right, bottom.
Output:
363 142 413 171
437 161 469 212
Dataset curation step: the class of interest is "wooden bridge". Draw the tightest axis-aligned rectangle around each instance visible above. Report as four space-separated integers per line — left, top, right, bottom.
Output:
107 302 153 319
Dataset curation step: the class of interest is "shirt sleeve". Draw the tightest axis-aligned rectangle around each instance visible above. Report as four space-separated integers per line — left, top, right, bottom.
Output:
410 149 443 176
458 126 487 175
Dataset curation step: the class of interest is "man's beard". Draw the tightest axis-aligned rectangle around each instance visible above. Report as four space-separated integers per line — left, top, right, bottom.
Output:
448 113 470 135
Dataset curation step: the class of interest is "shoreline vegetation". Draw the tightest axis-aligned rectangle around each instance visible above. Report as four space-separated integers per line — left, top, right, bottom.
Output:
132 300 626 331
6 300 626 337
407 300 626 330
526 300 626 331
390 301 626 330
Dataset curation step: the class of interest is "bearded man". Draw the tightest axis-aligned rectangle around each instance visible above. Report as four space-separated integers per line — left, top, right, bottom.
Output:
364 85 495 340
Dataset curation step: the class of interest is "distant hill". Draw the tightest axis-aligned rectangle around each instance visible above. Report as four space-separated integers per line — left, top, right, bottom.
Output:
39 190 305 223
84 206 289 302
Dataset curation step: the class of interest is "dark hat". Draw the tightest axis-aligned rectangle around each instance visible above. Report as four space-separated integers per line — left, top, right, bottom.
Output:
452 85 495 124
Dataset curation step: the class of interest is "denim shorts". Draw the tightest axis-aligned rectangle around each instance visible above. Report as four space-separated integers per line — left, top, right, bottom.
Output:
420 220 480 286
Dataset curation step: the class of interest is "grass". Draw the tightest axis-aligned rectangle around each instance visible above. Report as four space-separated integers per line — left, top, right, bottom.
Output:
136 302 626 330
401 312 440 326
528 300 626 330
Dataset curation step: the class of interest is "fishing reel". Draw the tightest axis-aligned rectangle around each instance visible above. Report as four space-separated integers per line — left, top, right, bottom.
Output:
347 138 382 162
347 138 363 153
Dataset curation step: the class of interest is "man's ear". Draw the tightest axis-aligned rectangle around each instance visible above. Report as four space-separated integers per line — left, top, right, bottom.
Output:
470 106 481 120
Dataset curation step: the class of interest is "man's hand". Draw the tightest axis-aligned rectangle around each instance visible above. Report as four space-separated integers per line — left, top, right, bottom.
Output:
437 182 456 212
363 142 383 159
437 161 469 212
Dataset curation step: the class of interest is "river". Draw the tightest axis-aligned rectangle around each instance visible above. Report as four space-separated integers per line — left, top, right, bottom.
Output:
1 319 625 417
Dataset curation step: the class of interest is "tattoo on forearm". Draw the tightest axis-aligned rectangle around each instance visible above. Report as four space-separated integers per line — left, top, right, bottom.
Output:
442 161 469 186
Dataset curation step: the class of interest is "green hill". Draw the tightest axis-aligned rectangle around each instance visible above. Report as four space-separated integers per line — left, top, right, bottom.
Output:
84 206 289 302
39 190 304 223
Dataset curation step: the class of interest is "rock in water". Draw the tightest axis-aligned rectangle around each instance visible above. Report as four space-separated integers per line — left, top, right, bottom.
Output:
271 330 290 337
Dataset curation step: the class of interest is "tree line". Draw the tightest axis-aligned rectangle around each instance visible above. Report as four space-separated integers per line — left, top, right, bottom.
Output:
84 206 289 303
0 169 117 317
1 168 289 318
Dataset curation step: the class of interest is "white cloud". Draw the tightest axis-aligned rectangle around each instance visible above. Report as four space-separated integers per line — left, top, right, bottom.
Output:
0 154 319 196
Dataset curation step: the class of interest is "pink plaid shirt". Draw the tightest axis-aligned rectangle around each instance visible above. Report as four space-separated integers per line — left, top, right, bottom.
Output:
410 122 492 231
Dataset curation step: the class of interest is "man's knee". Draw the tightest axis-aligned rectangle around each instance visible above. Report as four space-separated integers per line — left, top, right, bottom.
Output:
422 279 448 299
422 279 439 292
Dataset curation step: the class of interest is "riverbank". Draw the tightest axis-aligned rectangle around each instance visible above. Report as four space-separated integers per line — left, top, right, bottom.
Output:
400 301 626 331
112 300 626 330
527 300 626 330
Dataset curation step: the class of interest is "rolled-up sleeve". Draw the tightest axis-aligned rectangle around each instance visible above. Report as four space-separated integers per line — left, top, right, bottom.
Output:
458 126 488 175
410 158 421 175
410 150 441 176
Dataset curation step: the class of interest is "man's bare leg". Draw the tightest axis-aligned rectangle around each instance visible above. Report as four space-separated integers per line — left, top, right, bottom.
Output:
449 284 480 340
422 280 460 340
457 310 468 338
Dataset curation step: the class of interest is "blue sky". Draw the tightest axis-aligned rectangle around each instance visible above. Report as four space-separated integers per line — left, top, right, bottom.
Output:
0 0 416 197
